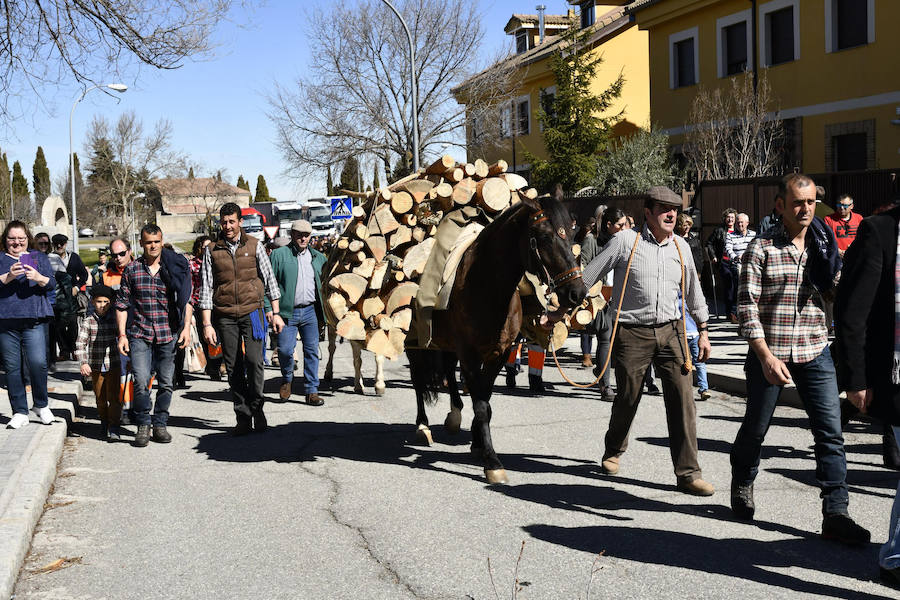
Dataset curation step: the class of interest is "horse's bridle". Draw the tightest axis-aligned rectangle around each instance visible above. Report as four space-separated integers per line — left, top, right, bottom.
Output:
529 209 583 294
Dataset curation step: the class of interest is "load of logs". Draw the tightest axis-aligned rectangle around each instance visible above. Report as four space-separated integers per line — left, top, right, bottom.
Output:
325 156 539 359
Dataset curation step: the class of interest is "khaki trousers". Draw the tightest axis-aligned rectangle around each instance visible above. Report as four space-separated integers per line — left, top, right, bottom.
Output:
92 366 122 425
604 322 702 483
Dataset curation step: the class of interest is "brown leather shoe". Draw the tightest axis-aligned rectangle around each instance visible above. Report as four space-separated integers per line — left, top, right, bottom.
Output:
581 354 593 368
601 456 619 475
677 478 715 496
279 380 292 401
305 393 324 406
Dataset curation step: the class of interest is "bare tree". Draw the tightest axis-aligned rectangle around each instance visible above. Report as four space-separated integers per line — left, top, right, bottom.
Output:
83 111 183 237
267 0 519 179
0 0 236 127
685 71 784 181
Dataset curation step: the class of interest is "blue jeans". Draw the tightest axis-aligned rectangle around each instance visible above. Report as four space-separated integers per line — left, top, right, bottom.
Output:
686 335 708 393
0 320 49 415
731 346 849 515
129 338 175 426
277 305 320 394
580 331 593 355
881 426 900 569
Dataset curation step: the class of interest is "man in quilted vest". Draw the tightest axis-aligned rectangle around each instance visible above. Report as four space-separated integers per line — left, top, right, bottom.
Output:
199 203 284 435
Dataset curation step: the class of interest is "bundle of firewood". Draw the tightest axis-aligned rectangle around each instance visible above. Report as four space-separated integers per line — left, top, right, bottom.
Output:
325 155 538 359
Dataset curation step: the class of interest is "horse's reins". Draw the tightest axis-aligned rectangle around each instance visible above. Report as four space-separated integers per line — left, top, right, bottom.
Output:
547 229 693 389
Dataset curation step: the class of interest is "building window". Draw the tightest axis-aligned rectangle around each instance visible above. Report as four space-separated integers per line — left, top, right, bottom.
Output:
669 27 699 89
580 1 594 29
825 119 875 172
717 10 752 78
833 133 867 171
516 98 530 136
759 0 799 67
515 29 530 54
499 106 511 138
826 0 874 52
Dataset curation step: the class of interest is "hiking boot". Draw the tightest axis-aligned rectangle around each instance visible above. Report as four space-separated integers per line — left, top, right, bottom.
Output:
233 417 253 436
884 430 900 471
133 425 151 447
279 380 292 401
506 371 516 389
253 409 268 432
100 421 109 440
821 513 870 545
152 426 172 443
120 411 132 426
677 478 715 496
699 390 712 401
599 386 616 402
528 375 545 394
305 393 324 406
107 426 122 443
601 456 619 475
730 482 755 520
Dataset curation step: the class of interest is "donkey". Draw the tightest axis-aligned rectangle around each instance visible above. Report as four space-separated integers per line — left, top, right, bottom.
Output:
408 191 587 483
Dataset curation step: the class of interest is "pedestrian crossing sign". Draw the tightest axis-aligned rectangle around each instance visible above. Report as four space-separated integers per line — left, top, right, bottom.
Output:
330 196 352 220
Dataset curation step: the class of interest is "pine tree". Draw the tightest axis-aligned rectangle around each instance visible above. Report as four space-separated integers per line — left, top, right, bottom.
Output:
188 166 195 179
236 174 247 190
326 165 334 196
62 153 84 207
338 156 359 193
11 161 29 204
525 24 624 194
32 146 51 203
372 164 380 190
0 151 9 218
255 174 271 203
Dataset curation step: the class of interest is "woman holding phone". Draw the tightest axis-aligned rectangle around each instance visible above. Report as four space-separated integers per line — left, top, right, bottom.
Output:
0 221 56 429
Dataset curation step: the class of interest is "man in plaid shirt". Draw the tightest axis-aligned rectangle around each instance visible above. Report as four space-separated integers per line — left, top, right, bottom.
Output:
731 173 869 545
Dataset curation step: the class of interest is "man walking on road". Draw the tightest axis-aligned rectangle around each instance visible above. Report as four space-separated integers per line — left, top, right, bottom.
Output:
116 224 193 447
269 220 327 406
583 186 714 496
731 173 870 545
200 203 284 435
101 238 134 291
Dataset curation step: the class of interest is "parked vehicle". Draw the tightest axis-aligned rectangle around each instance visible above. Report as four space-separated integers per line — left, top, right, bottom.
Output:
79 227 95 237
241 207 266 241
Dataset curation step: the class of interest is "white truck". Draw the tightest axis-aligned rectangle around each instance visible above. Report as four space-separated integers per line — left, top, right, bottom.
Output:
272 198 346 239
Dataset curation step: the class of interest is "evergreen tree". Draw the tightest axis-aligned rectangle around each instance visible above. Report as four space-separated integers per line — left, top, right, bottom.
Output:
0 151 9 218
61 153 84 207
188 166 195 179
32 146 51 203
390 153 413 182
255 174 271 203
595 128 681 195
326 165 334 196
11 161 29 204
338 156 359 193
372 164 380 190
525 25 624 194
236 174 247 190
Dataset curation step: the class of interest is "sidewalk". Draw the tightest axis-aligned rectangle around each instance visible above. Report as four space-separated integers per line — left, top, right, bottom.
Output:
0 362 82 600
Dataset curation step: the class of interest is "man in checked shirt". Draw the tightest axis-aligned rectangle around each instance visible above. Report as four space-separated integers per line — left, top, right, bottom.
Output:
731 173 870 545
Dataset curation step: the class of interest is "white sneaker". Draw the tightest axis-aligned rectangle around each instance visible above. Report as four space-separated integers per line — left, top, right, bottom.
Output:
7 413 29 429
32 407 54 425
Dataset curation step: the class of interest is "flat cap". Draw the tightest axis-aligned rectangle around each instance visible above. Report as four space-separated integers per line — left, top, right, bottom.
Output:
51 233 68 245
291 219 313 234
646 186 682 207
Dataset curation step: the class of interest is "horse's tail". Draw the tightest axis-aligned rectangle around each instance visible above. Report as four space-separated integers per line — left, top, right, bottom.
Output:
407 348 452 406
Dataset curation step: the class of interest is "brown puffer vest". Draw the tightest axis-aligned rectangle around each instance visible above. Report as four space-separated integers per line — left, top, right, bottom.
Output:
209 233 264 317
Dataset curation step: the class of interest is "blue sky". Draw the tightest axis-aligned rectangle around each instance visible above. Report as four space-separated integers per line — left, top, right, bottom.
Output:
1 0 574 203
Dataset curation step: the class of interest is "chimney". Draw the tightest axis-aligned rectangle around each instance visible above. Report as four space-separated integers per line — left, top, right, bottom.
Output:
537 4 547 44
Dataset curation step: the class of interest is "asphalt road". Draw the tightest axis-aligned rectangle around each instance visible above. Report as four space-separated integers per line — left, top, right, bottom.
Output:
13 339 900 599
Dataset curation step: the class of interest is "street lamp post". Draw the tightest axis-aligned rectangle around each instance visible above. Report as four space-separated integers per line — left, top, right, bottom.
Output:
379 0 420 171
69 83 127 254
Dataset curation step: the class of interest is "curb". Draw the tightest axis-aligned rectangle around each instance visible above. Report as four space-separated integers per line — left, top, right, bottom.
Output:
708 370 802 408
0 383 80 600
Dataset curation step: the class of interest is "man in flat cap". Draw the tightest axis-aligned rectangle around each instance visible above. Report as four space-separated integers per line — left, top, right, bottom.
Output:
268 219 327 406
583 186 714 496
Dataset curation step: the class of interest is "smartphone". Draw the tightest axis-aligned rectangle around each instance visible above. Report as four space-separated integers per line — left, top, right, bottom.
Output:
18 252 38 285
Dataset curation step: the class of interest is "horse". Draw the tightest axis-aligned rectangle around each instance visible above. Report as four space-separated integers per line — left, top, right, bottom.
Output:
408 191 587 483
323 324 385 395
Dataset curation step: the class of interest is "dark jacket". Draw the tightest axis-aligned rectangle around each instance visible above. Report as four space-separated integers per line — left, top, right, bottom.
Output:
209 232 264 317
65 251 89 289
159 247 192 332
684 232 705 273
705 226 729 264
833 205 900 425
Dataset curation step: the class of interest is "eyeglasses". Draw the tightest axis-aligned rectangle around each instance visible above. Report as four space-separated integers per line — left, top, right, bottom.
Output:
6 237 27 242
112 250 128 258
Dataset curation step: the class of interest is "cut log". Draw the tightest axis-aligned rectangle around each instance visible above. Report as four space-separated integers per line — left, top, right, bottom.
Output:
574 309 594 326
451 177 476 206
443 167 463 183
434 182 453 200
402 237 435 279
336 311 366 341
425 154 455 174
386 169 425 192
521 187 538 200
352 205 366 219
372 204 400 235
377 188 392 204
404 179 434 204
463 163 476 177
475 177 512 213
392 307 412 331
394 271 405 282
402 213 417 227
365 235 387 262
390 190 414 214
373 314 393 331
488 159 508 176
389 225 412 248
348 239 363 253
353 223 369 240
353 257 376 279
385 281 419 315
327 292 348 321
350 251 366 264
337 237 350 250
411 227 426 242
365 329 393 356
369 261 389 290
503 173 529 191
360 296 385 319
328 272 368 304
473 158 489 179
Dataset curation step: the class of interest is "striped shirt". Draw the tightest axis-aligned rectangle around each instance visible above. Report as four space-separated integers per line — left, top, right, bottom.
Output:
583 226 709 326
737 225 827 363
198 237 280 311
725 229 757 262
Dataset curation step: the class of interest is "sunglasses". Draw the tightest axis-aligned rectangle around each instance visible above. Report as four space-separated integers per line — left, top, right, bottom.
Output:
112 250 128 258
838 203 852 209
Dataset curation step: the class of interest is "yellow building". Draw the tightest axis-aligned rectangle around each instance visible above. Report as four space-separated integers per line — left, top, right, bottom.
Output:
630 0 900 173
453 1 650 179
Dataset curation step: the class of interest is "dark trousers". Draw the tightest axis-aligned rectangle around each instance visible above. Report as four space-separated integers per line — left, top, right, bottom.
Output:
719 262 738 316
604 322 701 483
215 311 265 420
55 312 78 356
731 347 849 515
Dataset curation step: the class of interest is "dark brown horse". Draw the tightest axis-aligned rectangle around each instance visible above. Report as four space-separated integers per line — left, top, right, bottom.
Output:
408 191 587 483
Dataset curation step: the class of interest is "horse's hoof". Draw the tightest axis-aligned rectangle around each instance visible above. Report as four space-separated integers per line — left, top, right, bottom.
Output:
323 371 333 382
444 409 462 434
484 469 508 484
413 424 433 446
374 385 386 396
353 385 364 394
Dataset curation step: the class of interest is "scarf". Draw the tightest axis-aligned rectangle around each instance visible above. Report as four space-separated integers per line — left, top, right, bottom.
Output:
894 223 900 384
249 308 268 341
